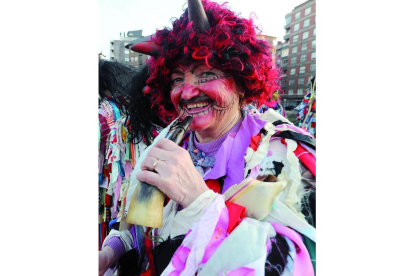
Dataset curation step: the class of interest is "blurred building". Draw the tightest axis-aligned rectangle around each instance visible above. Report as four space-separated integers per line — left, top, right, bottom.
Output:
257 34 277 65
276 0 316 107
109 30 149 70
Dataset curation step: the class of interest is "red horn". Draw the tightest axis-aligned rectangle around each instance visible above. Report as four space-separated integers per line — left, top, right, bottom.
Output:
130 42 161 57
188 0 211 32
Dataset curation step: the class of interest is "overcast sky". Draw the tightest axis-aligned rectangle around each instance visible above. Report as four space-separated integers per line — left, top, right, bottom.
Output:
99 0 307 58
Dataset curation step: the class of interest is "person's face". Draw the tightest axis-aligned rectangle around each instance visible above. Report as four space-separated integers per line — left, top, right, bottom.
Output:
170 63 242 132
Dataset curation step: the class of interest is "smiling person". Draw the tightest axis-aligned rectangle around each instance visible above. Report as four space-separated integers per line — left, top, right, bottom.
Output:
170 63 243 142
100 0 316 275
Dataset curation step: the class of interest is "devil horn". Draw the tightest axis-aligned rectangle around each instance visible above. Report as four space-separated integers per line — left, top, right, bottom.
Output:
126 34 161 57
188 0 211 32
129 42 161 57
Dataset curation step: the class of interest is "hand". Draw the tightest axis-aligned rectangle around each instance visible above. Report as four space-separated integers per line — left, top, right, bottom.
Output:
136 138 209 208
99 246 116 276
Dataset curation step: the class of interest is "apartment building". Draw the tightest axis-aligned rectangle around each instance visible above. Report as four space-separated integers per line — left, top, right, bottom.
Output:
109 30 149 70
276 0 316 106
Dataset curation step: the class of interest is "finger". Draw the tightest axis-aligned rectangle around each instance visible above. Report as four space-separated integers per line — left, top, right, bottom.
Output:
136 170 163 190
156 138 189 158
153 138 182 151
146 146 173 161
140 156 158 171
141 156 167 173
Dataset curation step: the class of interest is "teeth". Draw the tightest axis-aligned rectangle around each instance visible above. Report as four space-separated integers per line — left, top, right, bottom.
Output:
186 102 209 110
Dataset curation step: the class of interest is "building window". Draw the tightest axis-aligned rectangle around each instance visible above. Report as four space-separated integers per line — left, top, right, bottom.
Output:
288 89 294 95
282 49 289 57
311 52 316 60
304 18 310 28
297 88 303 95
291 57 297 64
294 23 299 32
289 79 295 85
305 7 311 15
300 54 307 62
298 78 305 85
124 57 129 62
281 79 286 85
285 16 291 25
290 68 296 75
295 11 301 21
310 64 316 71
293 35 298 43
291 47 297 54
299 66 306 73
276 59 280 65
124 50 130 55
302 31 309 40
302 43 308 51
282 59 288 64
313 28 316 36
312 40 316 48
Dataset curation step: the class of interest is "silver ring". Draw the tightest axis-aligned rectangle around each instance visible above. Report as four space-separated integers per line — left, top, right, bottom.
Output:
152 159 159 171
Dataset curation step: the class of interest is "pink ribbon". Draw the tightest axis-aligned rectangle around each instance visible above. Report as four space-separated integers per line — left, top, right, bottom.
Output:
269 222 314 276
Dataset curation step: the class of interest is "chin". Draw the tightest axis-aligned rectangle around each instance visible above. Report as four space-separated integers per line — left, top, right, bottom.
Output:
188 113 214 131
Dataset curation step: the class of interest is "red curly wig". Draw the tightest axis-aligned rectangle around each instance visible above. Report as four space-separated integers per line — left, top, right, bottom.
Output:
143 0 280 123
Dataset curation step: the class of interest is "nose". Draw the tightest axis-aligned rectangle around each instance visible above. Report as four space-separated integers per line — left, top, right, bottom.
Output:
181 83 200 100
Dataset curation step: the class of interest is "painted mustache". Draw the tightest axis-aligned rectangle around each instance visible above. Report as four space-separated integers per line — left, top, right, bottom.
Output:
179 95 212 106
178 93 236 113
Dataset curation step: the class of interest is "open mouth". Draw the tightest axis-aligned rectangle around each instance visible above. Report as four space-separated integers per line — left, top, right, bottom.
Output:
183 101 213 114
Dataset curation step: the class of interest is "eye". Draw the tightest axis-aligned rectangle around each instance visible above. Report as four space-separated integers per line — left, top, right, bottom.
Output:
200 71 216 78
171 77 184 85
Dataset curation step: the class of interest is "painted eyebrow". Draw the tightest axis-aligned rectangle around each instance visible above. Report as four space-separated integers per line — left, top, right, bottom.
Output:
171 62 210 76
191 63 212 74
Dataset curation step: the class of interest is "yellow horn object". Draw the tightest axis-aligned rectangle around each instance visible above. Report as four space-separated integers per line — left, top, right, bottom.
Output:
126 116 193 228
126 183 164 228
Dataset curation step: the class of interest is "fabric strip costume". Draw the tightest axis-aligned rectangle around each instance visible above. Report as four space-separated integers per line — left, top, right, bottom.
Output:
100 1 317 275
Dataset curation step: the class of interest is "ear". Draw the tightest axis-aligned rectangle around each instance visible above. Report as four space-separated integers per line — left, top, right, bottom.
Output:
234 79 246 105
238 91 246 105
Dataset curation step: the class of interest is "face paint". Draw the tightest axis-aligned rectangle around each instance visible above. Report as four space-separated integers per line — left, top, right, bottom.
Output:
170 63 242 135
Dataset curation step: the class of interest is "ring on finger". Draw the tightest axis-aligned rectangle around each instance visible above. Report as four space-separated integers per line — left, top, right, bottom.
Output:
152 159 159 171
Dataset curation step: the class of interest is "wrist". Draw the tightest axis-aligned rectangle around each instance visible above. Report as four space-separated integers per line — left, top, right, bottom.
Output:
182 185 210 208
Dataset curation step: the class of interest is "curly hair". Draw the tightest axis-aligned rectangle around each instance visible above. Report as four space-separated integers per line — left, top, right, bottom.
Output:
144 0 280 123
127 65 167 145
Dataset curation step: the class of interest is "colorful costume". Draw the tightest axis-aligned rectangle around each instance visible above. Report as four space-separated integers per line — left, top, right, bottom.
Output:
99 98 135 250
259 91 286 117
295 78 316 138
98 60 164 251
99 95 162 251
108 108 316 275
101 1 316 275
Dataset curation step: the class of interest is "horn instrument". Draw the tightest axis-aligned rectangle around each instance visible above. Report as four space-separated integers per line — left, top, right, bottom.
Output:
126 116 193 228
